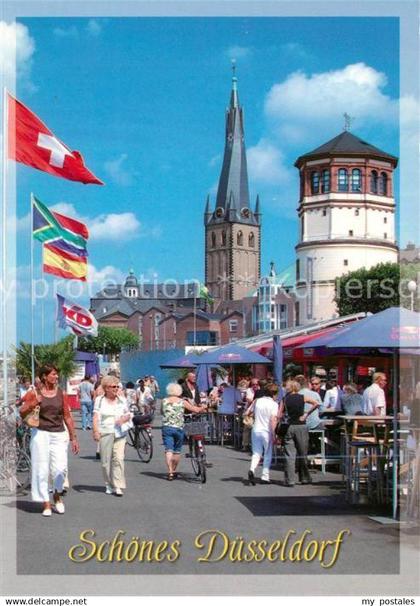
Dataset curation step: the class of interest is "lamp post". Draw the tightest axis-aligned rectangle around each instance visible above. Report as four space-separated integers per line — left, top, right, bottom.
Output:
407 280 417 312
149 314 153 351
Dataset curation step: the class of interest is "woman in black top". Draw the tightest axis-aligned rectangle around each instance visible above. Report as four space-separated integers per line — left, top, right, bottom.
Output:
278 380 319 487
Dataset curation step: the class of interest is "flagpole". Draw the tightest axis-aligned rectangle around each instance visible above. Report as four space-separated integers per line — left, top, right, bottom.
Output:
30 193 35 384
2 88 8 405
193 288 197 348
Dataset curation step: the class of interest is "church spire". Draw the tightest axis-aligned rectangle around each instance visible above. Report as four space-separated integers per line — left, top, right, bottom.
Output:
211 65 253 224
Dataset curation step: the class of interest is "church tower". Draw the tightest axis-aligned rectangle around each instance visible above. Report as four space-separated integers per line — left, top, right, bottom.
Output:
294 127 398 325
204 67 261 302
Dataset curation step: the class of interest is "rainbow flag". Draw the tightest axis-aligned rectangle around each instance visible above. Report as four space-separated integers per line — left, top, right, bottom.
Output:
43 243 88 281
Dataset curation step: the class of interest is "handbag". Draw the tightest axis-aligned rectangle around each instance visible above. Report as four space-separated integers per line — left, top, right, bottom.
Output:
242 415 254 429
275 400 290 439
22 404 41 428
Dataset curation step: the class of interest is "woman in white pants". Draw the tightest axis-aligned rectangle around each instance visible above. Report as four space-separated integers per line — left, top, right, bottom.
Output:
20 364 79 516
93 375 131 496
245 383 279 485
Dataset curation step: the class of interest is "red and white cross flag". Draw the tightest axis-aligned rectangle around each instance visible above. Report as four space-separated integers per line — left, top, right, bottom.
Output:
7 93 104 185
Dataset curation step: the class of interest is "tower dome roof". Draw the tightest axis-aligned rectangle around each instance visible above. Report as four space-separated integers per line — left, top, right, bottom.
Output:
124 269 138 287
295 131 398 168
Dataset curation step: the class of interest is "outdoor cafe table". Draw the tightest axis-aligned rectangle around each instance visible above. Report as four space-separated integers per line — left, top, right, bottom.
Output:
338 415 396 506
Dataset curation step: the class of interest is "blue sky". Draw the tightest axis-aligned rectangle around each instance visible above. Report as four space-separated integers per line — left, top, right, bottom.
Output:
4 16 409 342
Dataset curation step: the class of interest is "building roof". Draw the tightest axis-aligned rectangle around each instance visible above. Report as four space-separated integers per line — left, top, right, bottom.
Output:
400 243 420 263
295 131 398 168
94 280 200 300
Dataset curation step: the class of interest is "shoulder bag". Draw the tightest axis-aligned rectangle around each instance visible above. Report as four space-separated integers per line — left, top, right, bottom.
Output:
275 398 290 439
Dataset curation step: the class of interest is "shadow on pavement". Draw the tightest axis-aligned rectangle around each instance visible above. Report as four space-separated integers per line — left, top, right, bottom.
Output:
235 495 391 517
71 484 108 493
6 500 39 513
140 471 206 484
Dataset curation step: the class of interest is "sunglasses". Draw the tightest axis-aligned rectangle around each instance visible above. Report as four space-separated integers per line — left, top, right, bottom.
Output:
107 385 119 388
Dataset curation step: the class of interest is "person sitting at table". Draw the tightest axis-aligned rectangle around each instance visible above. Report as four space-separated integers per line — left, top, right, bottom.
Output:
322 379 343 413
341 383 364 416
362 372 387 416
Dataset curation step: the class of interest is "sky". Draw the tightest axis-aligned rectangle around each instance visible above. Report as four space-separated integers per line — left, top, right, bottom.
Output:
2 15 415 343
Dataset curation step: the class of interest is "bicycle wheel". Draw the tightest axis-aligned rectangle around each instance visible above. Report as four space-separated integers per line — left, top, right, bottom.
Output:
135 427 153 463
127 427 137 448
190 443 201 476
193 441 207 483
16 450 31 491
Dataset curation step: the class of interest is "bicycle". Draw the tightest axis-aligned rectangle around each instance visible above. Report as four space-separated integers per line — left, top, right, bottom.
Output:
0 404 31 493
184 414 208 484
127 407 154 463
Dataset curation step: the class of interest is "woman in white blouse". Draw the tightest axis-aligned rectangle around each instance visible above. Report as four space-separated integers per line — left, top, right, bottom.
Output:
93 375 131 496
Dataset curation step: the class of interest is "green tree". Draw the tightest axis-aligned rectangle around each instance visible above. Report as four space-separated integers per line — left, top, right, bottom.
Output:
77 326 139 356
334 262 400 316
15 336 76 380
400 263 420 312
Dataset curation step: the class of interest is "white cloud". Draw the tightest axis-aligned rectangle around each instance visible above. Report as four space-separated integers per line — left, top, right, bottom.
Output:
265 63 397 134
86 19 102 37
104 154 135 186
226 45 252 60
87 263 125 286
89 213 141 241
247 139 291 184
0 21 36 90
53 26 79 38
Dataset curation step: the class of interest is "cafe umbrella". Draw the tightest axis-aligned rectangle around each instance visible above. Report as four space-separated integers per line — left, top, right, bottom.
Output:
303 306 420 519
194 343 272 387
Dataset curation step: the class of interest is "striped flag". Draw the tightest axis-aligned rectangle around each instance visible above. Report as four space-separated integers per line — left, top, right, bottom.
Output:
32 194 88 256
43 243 88 281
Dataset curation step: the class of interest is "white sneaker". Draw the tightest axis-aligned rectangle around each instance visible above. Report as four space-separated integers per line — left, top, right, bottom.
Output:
105 484 113 495
114 487 123 497
53 501 65 514
42 507 52 517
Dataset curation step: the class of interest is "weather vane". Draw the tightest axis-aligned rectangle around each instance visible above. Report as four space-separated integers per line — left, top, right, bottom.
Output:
231 58 236 75
343 112 355 131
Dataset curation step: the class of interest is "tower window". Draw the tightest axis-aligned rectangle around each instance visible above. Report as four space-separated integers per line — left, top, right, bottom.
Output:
248 232 255 247
221 231 226 246
322 209 327 217
379 172 388 196
321 169 330 193
211 232 216 248
338 168 348 192
384 233 388 239
296 259 300 281
355 209 359 216
344 259 348 266
370 170 378 194
311 171 320 194
384 217 387 224
349 230 354 236
237 231 243 246
351 168 362 192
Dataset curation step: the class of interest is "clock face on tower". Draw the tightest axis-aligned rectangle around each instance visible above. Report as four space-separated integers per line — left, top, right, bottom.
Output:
215 207 224 218
241 207 250 219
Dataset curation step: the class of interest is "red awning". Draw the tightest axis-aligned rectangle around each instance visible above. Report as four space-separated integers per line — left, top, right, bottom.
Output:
251 327 340 357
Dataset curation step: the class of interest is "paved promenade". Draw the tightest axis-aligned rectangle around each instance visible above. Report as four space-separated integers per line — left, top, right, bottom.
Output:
12 413 402 576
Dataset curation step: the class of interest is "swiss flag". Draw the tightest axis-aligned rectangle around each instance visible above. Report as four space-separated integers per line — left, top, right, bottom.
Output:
7 93 104 185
